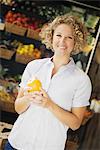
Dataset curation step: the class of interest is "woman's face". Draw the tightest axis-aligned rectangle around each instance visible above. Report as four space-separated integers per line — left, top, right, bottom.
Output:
52 24 75 56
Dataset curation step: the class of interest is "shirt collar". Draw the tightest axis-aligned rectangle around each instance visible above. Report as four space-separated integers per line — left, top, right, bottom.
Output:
59 57 76 73
47 57 76 73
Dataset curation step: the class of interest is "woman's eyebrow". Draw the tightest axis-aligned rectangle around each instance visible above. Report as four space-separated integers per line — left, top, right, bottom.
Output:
55 32 73 36
55 31 61 34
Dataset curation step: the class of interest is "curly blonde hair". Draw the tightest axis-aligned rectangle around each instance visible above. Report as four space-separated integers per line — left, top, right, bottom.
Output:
39 14 88 55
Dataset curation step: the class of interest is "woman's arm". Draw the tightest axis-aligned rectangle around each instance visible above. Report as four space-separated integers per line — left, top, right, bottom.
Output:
15 88 34 114
48 102 86 130
32 89 86 130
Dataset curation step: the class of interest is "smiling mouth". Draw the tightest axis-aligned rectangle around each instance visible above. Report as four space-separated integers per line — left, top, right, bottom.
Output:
59 47 66 50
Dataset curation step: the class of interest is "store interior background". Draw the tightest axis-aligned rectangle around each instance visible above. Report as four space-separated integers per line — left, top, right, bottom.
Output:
0 0 100 150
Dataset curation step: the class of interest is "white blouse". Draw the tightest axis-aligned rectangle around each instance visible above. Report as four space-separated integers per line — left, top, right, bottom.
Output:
8 57 91 150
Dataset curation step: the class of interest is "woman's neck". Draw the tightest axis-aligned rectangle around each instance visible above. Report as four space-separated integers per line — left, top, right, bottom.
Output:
53 55 70 68
51 55 70 77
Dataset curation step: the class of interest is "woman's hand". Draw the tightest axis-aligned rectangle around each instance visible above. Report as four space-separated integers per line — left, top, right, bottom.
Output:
15 87 38 114
29 88 86 130
32 88 53 108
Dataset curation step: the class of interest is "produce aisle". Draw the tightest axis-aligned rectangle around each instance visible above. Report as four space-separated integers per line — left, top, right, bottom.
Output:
0 0 100 150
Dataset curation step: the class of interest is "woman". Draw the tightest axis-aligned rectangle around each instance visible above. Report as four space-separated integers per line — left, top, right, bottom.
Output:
5 14 91 150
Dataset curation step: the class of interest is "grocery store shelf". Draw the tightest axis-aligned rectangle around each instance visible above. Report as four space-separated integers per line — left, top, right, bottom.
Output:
66 0 100 11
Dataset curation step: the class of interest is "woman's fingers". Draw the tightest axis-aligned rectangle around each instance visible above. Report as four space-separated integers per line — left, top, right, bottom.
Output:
23 88 51 108
40 88 48 98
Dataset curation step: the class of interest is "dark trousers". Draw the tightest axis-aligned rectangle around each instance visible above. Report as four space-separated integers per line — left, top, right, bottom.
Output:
4 141 17 150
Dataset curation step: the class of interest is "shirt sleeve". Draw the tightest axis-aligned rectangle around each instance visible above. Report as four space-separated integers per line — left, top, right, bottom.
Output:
72 74 92 107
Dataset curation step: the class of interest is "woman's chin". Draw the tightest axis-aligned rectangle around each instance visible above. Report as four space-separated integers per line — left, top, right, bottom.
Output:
59 50 68 55
57 52 67 57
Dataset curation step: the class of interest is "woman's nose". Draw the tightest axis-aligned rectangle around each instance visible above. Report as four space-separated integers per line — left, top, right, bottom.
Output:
60 37 66 44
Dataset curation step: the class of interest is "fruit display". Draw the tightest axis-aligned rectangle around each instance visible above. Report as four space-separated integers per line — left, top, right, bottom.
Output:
37 5 70 20
0 78 18 102
4 10 43 37
7 1 71 21
5 11 43 29
0 86 11 101
0 0 99 70
0 64 21 101
16 43 41 60
5 11 28 28
83 35 95 53
0 86 14 102
0 39 21 50
16 43 34 55
69 6 86 23
85 15 100 29
27 77 42 93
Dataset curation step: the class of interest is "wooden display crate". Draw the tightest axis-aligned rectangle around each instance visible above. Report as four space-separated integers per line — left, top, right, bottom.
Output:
5 22 27 36
0 47 15 60
27 28 41 40
0 122 13 150
15 53 34 64
0 99 15 113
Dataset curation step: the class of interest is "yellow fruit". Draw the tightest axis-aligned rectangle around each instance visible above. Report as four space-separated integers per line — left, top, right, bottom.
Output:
23 45 29 50
18 50 24 55
29 44 34 49
27 79 42 92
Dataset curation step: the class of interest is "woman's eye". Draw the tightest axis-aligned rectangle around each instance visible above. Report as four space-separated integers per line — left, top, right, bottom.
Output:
68 36 73 39
56 34 61 37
